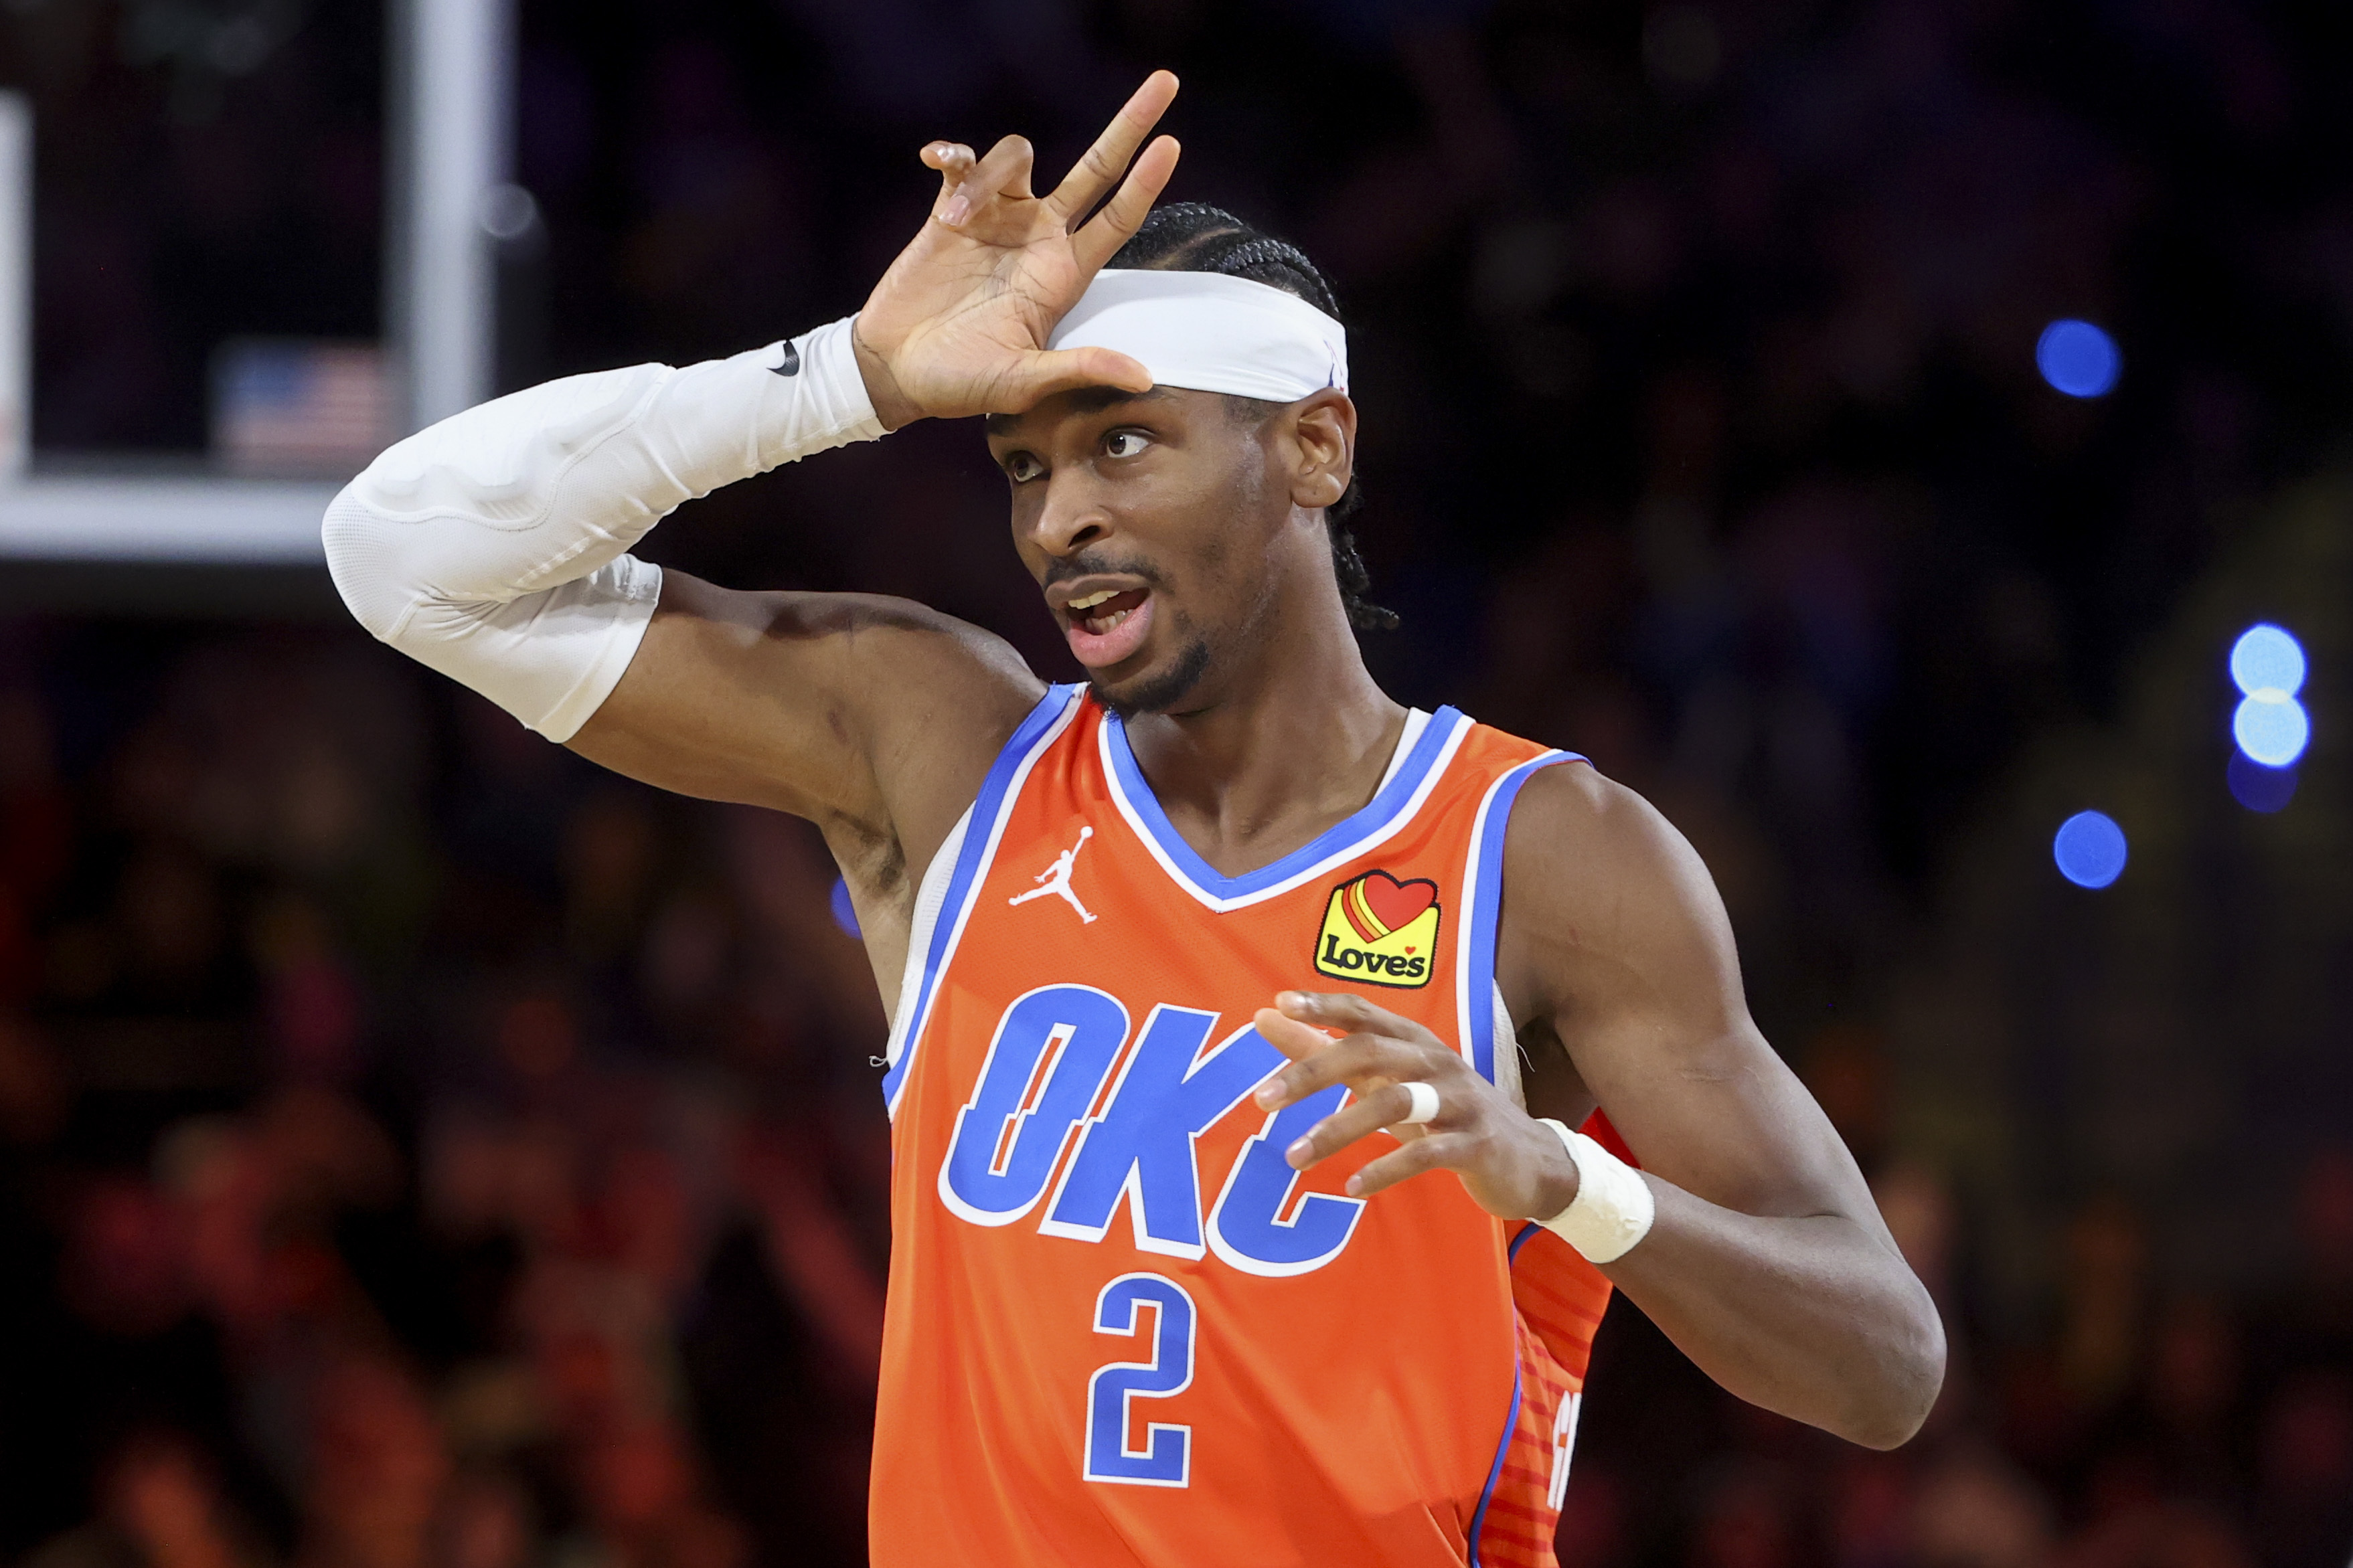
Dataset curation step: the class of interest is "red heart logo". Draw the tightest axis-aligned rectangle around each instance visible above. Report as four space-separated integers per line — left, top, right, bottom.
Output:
1354 871 1437 935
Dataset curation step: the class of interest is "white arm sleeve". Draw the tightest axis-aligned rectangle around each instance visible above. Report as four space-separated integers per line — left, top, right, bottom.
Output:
321 315 883 741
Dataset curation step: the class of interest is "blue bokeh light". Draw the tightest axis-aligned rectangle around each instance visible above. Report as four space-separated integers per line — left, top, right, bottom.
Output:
2229 623 2306 697
829 877 862 938
2053 810 2129 888
2233 690 2311 768
2036 319 2122 398
2226 752 2297 814
2052 810 2129 888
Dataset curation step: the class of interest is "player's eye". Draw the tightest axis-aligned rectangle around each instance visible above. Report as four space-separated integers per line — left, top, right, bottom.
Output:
1102 429 1153 460
1002 451 1045 483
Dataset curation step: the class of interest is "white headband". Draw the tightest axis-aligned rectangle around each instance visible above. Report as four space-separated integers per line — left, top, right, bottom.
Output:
1046 268 1349 403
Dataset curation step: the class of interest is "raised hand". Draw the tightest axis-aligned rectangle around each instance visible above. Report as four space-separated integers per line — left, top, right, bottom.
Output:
852 71 1183 428
1252 992 1581 1220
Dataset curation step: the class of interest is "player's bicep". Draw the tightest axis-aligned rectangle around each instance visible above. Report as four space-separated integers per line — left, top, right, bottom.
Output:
1585 1005 1876 1229
568 569 1042 823
1510 770 1885 1229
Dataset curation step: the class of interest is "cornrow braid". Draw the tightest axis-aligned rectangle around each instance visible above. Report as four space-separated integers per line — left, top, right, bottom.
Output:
1212 236 1329 297
1109 203 1398 632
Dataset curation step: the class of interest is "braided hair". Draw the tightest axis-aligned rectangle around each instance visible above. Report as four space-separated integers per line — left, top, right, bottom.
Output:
1108 203 1399 632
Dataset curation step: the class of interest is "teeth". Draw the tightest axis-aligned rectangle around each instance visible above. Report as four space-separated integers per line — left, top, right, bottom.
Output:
1068 588 1123 610
1086 610 1131 634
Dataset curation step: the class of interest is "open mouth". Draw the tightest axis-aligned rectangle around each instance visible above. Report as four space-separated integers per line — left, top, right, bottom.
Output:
1066 587 1148 636
1060 585 1155 669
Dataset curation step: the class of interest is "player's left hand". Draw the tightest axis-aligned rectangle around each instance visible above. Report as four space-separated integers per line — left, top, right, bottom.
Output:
1251 992 1580 1221
853 71 1182 428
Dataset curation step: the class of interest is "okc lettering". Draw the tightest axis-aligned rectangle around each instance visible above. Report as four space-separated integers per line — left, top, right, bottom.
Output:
938 984 1366 1275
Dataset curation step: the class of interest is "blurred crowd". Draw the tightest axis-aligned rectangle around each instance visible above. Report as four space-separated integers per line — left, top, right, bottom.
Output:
1562 1074 2353 1568
2 0 2351 1563
0 631 891 1566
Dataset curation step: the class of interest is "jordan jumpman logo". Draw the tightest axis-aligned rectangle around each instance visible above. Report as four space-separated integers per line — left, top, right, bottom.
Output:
1009 826 1098 924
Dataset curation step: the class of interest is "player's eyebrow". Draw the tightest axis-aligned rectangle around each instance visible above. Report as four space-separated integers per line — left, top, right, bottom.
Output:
984 386 1173 438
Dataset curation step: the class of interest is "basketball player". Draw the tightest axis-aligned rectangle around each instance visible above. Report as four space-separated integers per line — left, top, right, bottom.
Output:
323 72 1941 1567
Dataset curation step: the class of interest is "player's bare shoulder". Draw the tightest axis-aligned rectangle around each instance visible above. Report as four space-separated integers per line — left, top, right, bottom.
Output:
1502 760 1678 893
1494 760 1745 1029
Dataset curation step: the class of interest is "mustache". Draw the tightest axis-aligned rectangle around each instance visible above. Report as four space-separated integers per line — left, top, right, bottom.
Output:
1041 549 1168 592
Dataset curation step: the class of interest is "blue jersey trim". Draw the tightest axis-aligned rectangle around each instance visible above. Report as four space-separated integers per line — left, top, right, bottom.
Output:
1102 705 1468 904
1461 751 1581 1085
880 683 1084 1114
1467 1363 1523 1567
1508 1219 1542 1264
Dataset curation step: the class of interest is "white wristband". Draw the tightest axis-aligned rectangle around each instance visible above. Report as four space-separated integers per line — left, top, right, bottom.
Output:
1534 1118 1655 1264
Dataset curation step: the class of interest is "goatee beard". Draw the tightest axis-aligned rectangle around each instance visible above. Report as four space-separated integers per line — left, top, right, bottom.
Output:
1090 637 1212 720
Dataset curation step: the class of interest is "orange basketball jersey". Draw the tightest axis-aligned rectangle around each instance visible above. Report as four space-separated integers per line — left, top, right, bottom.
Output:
872 686 1617 1567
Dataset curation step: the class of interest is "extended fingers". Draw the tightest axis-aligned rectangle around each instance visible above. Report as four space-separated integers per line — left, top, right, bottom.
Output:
1250 1009 1438 1109
1284 1082 1445 1171
1046 69 1179 222
1277 990 1430 1045
1071 135 1181 275
1254 1005 1337 1066
1347 1134 1477 1199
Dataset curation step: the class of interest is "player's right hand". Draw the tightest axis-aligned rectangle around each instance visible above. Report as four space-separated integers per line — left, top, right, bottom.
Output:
851 71 1183 430
1252 992 1585 1225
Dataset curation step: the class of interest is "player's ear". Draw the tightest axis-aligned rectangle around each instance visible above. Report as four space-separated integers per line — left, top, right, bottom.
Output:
1283 391 1354 512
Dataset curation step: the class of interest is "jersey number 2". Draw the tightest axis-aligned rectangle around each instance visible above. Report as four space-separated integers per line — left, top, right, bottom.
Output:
1084 1273 1196 1486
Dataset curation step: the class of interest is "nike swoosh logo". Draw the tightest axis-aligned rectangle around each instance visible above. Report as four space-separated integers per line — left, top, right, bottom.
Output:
770 341 801 377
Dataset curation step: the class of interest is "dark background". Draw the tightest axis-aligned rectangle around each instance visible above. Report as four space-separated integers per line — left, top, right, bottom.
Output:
1 0 2350 1563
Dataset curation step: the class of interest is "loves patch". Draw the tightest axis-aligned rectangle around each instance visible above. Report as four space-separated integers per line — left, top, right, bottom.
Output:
1312 869 1442 988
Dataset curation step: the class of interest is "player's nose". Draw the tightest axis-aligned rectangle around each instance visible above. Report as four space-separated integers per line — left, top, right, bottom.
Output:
1024 469 1115 560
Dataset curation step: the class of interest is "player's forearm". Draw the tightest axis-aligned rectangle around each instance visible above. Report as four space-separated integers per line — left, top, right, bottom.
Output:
319 317 883 739
1603 1187 1945 1449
